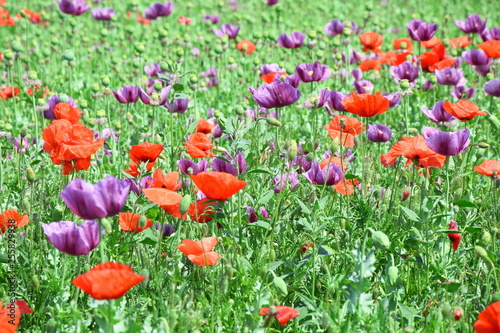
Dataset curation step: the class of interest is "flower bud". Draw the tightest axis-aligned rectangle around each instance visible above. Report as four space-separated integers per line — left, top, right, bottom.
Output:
474 245 491 263
477 142 490 149
441 302 452 318
481 231 492 246
189 74 198 84
371 230 391 250
101 75 111 87
454 308 463 321
266 117 282 127
26 167 36 183
135 43 145 54
96 109 106 117
180 195 191 215
400 79 410 89
3 49 14 60
288 140 298 160
12 42 22 53
387 265 399 285
100 218 113 234
487 115 500 131
62 50 75 62
486 72 495 80
31 274 40 290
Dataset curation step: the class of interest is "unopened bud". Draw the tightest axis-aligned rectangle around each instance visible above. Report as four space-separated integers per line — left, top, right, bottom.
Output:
12 42 22 53
387 265 399 285
288 140 298 160
189 74 198 84
3 50 14 60
454 308 463 321
408 128 418 135
180 195 191 215
487 115 500 131
135 43 145 54
265 117 282 127
474 245 491 263
101 75 111 87
481 231 492 246
31 274 40 290
371 230 391 250
441 302 452 318
100 218 113 234
62 50 75 62
26 168 36 183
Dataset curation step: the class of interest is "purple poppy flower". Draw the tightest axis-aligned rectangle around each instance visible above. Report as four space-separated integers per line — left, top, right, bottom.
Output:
154 222 175 237
367 123 392 143
267 0 279 5
351 69 363 81
61 176 131 220
421 101 456 124
480 27 500 42
292 155 313 173
203 14 220 24
462 49 491 66
59 0 89 16
484 78 500 97
177 158 208 175
212 156 238 176
138 86 172 106
382 92 401 108
245 206 258 223
144 63 162 77
277 32 305 49
324 90 348 114
454 14 487 34
435 68 466 87
91 7 116 21
350 50 364 64
424 128 470 156
112 85 140 104
125 178 141 195
285 74 300 88
389 61 419 85
273 172 300 193
304 89 330 109
451 86 475 100
45 95 77 119
304 161 344 186
165 98 189 113
213 23 240 39
324 19 345 36
353 80 374 94
295 62 330 83
248 81 301 109
406 19 438 42
41 220 102 256
260 63 285 76
144 1 174 20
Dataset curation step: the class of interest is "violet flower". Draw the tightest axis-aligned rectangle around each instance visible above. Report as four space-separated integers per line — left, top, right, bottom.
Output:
351 69 363 81
144 1 174 20
212 156 238 176
144 63 162 77
480 27 500 42
267 0 279 5
421 101 456 125
382 92 401 108
203 15 220 24
454 14 487 34
285 74 301 88
112 85 140 104
324 19 346 36
353 80 374 94
324 90 348 114
153 222 175 237
41 220 102 256
165 98 189 113
138 86 172 106
260 63 285 76
91 7 116 21
462 50 491 75
277 32 305 49
248 81 301 109
435 68 466 86
273 172 300 193
213 23 240 39
59 0 89 16
451 86 474 100
60 176 131 220
389 61 419 85
304 161 344 186
406 19 438 42
484 78 500 97
295 62 330 83
177 158 209 175
424 128 470 156
367 123 392 143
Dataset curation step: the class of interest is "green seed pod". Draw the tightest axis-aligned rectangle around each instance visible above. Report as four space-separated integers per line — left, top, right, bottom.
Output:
96 109 106 117
189 74 198 84
12 42 22 53
62 50 75 62
266 117 282 127
101 75 111 87
100 28 108 38
26 168 36 183
388 265 398 285
269 247 276 262
31 274 40 290
400 79 410 89
441 302 452 318
481 231 492 246
180 195 191 215
3 49 14 60
372 231 391 250
478 142 490 149
134 43 145 54
486 72 495 80
100 218 113 234
288 140 298 160
214 44 224 54
430 75 437 84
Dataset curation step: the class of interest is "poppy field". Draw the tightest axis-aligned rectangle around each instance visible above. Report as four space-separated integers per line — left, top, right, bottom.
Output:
2 0 500 331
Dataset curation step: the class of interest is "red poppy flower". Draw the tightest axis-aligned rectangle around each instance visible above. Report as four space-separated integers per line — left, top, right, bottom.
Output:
359 32 384 53
26 85 51 98
301 242 313 253
177 15 192 25
236 40 256 54
443 100 488 121
474 301 500 332
196 119 214 134
420 44 455 72
147 169 182 190
261 72 287 83
143 188 186 219
177 237 220 266
478 40 500 58
136 12 150 25
359 59 381 72
124 162 140 177
474 160 500 177
259 306 300 326
72 262 145 300
449 36 472 49
1 209 29 234
334 178 359 195
323 115 365 147
118 212 153 233
53 102 82 124
0 86 20 100
188 198 215 223
319 156 347 172
383 135 446 169
14 300 32 315
190 171 247 201
447 220 461 251
393 38 414 53
0 7 16 27
420 37 442 49
378 51 410 66
183 132 214 159
341 91 390 118
129 142 164 171
0 301 20 332
401 188 410 201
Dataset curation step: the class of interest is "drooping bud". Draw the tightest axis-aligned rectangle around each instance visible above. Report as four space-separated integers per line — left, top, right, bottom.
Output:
26 168 36 183
265 117 282 127
387 265 399 285
179 195 191 215
100 218 113 234
371 230 391 250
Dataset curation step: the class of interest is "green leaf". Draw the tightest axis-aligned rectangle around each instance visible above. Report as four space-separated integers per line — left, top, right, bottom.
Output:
157 73 171 82
318 245 335 256
465 226 483 233
453 199 477 208
257 190 274 206
297 199 311 215
245 168 273 175
273 276 288 296
173 83 184 92
248 221 270 229
399 304 418 325
401 207 421 223
344 173 358 180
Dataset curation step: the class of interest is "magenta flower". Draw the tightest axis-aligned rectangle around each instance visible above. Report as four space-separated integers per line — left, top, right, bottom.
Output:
389 61 419 85
267 0 279 5
138 86 172 106
304 162 344 186
277 32 305 49
144 1 174 20
451 86 475 100
424 128 470 156
177 158 209 175
273 172 300 193
406 19 438 42
480 27 500 42
59 0 89 16
91 7 116 21
203 15 220 24
295 62 331 83
324 90 348 114
367 123 392 143
484 78 500 97
153 223 175 237
435 68 466 86
454 14 487 34
112 85 140 104
213 23 240 39
41 220 102 256
165 98 189 113
61 176 131 220
248 81 301 109
324 19 346 36
421 101 456 124
45 95 77 119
